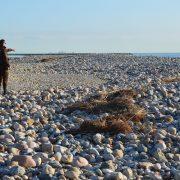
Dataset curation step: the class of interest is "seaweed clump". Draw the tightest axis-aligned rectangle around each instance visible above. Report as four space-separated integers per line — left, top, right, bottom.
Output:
64 89 146 135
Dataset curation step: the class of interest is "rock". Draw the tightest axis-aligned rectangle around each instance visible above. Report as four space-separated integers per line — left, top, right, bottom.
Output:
138 144 148 153
16 142 28 151
114 141 125 150
27 141 38 149
102 168 114 174
160 86 168 97
42 164 55 175
89 148 100 156
174 170 180 180
155 140 167 151
168 126 177 135
95 168 103 176
38 174 53 180
10 161 19 167
0 143 5 152
153 163 161 171
73 156 89 167
53 145 68 153
127 133 138 141
54 152 62 162
12 155 36 168
101 160 115 171
26 118 35 126
122 167 133 179
2 176 15 180
103 153 115 161
61 153 73 164
8 147 20 155
138 162 154 169
33 157 42 166
40 137 49 143
9 166 26 176
166 153 174 159
164 115 174 123
154 151 167 162
65 168 80 179
113 149 124 158
13 122 24 132
174 154 180 161
105 172 127 180
93 133 103 144
103 147 113 154
33 152 49 163
148 172 163 180
41 143 53 153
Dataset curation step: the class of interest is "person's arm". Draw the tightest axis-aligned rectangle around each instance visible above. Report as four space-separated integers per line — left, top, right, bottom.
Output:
6 48 15 52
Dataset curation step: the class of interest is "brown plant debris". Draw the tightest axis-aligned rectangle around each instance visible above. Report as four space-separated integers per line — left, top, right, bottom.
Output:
40 57 59 62
161 76 180 84
64 89 146 135
66 116 132 135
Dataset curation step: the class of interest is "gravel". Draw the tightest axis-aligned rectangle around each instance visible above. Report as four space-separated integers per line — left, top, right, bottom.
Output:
0 53 179 179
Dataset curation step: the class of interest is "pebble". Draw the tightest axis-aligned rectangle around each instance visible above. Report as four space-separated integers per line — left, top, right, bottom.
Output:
9 166 26 176
93 133 104 144
113 149 124 158
105 172 127 180
103 153 115 161
122 167 133 179
154 151 167 162
155 140 167 151
168 126 177 135
41 142 53 153
65 167 80 179
54 152 62 162
61 153 73 164
42 164 55 175
72 156 89 167
127 133 138 141
11 155 36 168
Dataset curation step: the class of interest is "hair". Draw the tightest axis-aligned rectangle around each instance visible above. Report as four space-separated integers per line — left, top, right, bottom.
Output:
0 39 5 44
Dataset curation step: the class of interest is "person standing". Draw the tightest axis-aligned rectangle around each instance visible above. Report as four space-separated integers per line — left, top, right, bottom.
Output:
0 39 15 95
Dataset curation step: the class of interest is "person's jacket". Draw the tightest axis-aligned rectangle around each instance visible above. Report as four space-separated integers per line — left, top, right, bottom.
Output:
0 47 10 70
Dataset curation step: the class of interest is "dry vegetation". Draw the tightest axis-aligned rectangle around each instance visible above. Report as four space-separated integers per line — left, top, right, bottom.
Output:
65 89 146 135
40 57 60 62
161 76 180 84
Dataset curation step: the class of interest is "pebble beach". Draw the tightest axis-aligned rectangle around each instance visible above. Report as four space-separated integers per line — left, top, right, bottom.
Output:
0 54 179 179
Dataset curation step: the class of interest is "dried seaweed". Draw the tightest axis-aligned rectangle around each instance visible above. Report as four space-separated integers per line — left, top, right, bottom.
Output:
64 89 146 135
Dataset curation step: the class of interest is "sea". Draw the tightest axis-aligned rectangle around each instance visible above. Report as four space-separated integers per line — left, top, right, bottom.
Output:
133 53 180 58
8 53 180 58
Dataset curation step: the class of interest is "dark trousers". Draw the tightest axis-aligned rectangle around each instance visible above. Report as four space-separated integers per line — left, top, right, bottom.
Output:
0 69 8 94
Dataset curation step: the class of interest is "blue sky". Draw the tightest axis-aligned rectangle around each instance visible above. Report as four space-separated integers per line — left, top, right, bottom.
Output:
1 0 180 53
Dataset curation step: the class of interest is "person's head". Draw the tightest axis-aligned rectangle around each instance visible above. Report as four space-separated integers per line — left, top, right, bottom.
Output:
0 39 5 48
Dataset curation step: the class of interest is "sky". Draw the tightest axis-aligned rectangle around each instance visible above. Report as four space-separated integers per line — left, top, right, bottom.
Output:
0 0 180 53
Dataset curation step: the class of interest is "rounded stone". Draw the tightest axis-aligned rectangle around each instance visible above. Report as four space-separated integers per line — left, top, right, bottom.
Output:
61 153 73 164
168 126 177 135
12 155 36 168
54 152 62 162
113 149 124 158
65 169 80 179
41 142 53 153
73 156 89 167
9 166 26 176
42 164 55 175
93 133 103 144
